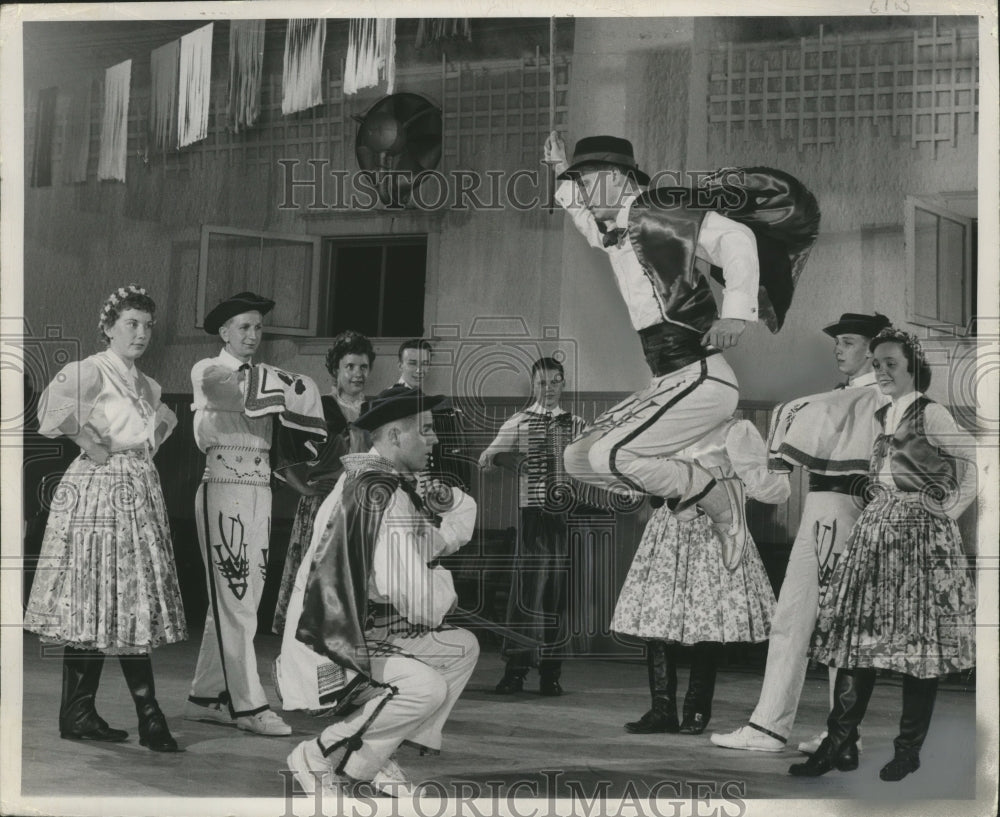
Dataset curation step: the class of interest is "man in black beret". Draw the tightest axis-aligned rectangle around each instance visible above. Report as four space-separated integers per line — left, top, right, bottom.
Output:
277 386 480 796
712 312 891 756
546 131 821 570
184 291 293 736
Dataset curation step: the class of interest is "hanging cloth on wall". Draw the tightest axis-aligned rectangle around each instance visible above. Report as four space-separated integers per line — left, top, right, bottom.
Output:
178 23 214 148
414 18 471 48
282 19 327 115
343 18 395 96
97 59 131 182
228 19 265 132
149 39 180 152
30 86 58 187
62 79 93 183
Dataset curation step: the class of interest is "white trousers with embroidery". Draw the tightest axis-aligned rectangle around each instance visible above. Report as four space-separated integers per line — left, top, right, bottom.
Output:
748 490 863 740
189 480 272 716
564 355 739 504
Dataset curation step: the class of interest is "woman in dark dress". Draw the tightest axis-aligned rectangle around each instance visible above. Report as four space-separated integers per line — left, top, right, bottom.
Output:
791 328 977 781
272 330 374 635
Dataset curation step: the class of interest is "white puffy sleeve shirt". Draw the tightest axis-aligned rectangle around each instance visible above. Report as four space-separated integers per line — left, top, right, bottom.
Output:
37 349 176 453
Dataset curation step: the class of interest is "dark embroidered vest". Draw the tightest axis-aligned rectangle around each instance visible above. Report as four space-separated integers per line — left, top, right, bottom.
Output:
872 396 957 496
626 167 820 377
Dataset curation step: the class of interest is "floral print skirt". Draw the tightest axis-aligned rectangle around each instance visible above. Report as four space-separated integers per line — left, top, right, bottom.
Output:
24 451 187 654
810 488 976 678
611 509 775 644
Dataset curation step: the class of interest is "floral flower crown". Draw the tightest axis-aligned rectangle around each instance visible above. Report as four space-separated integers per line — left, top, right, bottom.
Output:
98 284 147 330
872 326 926 362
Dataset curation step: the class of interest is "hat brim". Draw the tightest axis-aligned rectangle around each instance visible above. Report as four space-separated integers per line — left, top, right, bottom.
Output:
821 320 889 339
204 297 276 335
354 393 448 431
557 155 650 186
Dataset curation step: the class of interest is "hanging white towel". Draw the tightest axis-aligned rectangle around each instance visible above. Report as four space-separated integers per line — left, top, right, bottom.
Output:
228 20 265 132
282 19 327 115
178 23 213 147
149 39 180 152
343 18 395 96
97 59 131 182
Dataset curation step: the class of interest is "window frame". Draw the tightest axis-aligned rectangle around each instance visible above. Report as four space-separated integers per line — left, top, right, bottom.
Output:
904 195 976 332
197 225 322 337
322 234 429 339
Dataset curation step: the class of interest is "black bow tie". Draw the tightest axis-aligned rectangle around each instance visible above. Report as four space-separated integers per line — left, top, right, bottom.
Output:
238 363 251 372
602 227 626 248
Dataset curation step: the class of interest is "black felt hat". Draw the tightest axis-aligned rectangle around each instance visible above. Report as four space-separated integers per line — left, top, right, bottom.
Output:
822 312 891 339
557 135 650 185
354 386 447 432
203 291 275 335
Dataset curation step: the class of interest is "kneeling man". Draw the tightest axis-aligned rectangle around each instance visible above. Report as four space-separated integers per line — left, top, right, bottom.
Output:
277 386 479 796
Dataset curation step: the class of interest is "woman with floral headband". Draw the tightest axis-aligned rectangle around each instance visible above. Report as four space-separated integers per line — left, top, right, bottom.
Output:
24 284 187 752
790 328 977 781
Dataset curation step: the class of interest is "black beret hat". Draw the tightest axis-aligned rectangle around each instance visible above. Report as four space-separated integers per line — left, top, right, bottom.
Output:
822 312 891 339
203 291 275 335
353 386 447 432
557 135 651 186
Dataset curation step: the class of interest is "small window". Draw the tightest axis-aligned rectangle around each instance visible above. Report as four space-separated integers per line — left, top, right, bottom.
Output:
198 226 321 336
905 196 977 332
323 236 427 337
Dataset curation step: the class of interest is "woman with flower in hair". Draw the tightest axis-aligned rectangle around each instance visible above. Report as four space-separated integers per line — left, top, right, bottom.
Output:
790 328 977 781
24 284 187 752
272 329 375 637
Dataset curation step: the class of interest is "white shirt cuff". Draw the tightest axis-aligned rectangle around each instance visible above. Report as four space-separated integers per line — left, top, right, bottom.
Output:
720 291 758 322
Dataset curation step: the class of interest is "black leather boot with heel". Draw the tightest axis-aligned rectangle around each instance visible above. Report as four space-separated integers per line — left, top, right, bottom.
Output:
879 675 937 781
679 642 719 735
119 653 181 752
625 640 680 734
59 645 128 742
789 668 875 777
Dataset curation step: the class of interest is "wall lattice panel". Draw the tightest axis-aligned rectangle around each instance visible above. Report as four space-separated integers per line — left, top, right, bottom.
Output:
708 21 978 152
441 53 571 167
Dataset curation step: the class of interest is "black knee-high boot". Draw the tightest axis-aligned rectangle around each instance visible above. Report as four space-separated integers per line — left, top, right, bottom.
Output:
789 668 875 777
625 640 680 734
119 654 181 752
59 645 128 742
879 675 938 781
679 642 720 735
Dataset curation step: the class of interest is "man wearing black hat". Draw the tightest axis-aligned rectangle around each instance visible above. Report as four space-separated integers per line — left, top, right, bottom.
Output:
278 386 479 796
184 292 294 736
545 132 820 569
712 312 891 756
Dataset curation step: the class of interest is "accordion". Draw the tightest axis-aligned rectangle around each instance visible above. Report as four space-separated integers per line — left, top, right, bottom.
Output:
521 412 614 513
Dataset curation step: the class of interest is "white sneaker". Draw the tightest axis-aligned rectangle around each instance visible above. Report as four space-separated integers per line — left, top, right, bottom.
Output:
287 741 345 796
797 729 863 755
236 709 292 736
710 725 784 753
183 700 233 726
371 758 414 797
797 731 826 755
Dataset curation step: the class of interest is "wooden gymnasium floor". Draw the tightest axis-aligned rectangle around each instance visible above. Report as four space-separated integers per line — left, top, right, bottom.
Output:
15 632 981 807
